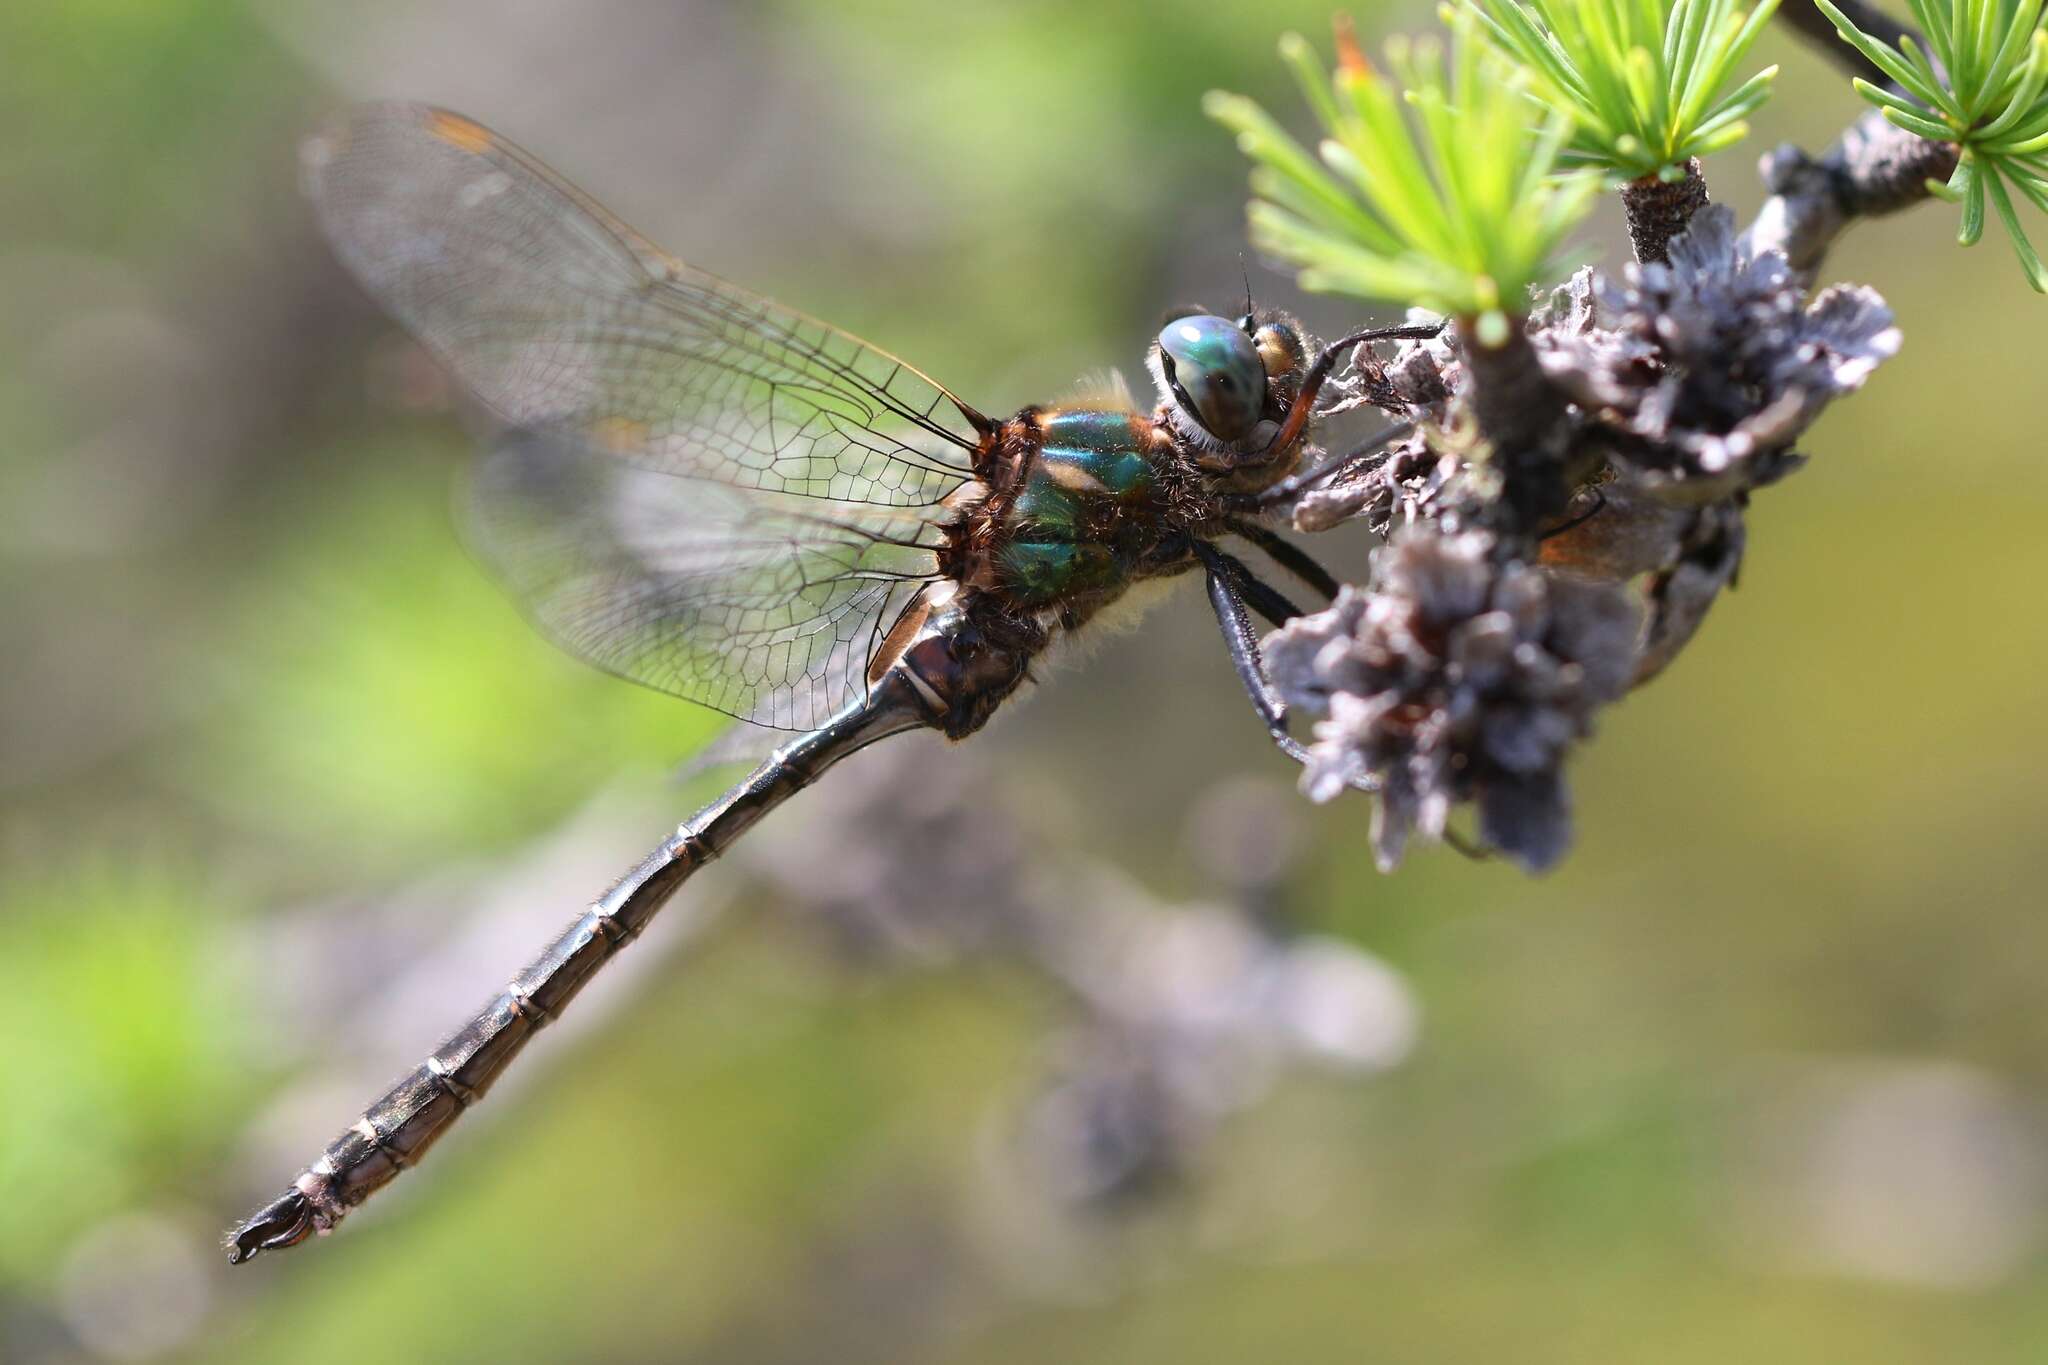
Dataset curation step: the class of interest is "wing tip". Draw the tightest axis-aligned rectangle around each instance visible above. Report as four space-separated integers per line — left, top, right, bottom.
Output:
299 102 492 198
297 116 347 201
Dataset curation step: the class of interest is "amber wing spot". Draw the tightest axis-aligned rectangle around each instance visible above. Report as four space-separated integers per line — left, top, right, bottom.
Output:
590 416 650 456
427 111 494 154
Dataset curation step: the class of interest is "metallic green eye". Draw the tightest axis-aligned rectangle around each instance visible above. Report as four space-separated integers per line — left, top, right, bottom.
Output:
1156 314 1265 441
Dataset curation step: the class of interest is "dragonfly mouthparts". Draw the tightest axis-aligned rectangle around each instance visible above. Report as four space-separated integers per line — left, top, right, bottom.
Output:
226 1188 319 1264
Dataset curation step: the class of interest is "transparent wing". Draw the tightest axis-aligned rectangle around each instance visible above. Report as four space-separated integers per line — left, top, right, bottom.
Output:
301 103 985 726
302 103 982 505
472 426 943 730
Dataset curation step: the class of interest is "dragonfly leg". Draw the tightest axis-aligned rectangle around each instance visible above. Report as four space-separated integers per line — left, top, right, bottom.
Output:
1193 541 1310 767
1236 420 1418 513
1200 543 1305 629
1224 519 1341 601
1200 324 1439 479
1539 485 1608 541
1246 324 1442 470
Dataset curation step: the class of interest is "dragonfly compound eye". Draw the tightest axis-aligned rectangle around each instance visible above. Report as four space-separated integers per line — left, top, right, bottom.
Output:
1156 314 1266 442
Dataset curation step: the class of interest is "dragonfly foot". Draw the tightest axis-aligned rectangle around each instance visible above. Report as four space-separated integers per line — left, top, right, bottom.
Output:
226 1188 320 1264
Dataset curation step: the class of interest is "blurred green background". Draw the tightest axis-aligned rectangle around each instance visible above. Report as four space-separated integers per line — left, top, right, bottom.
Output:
6 1 2048 1361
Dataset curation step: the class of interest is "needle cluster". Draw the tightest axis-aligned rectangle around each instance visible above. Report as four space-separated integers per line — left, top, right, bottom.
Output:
1205 20 1600 346
1820 0 2048 288
1468 0 1783 180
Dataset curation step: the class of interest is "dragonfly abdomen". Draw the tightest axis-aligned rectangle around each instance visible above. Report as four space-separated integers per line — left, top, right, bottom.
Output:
229 830 707 1260
309 833 696 1212
229 605 1041 1261
228 674 955 1262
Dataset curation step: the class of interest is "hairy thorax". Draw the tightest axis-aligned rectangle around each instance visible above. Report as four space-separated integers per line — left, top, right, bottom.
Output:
944 406 1220 622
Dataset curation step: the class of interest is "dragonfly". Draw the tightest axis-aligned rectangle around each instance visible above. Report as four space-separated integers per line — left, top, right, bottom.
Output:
227 102 1431 1263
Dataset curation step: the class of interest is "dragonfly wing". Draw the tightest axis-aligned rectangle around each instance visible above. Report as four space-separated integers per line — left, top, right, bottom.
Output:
471 426 943 730
302 102 986 726
300 101 983 508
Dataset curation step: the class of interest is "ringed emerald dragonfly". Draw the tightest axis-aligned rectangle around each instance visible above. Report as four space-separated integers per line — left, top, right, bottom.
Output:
229 102 1428 1263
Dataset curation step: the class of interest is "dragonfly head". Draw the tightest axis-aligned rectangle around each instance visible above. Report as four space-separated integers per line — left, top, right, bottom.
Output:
1151 310 1316 456
1152 313 1266 444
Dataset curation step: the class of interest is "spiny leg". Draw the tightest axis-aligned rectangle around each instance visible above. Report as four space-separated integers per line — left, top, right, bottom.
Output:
1199 542 1305 629
1227 419 1416 514
1539 486 1608 541
1224 519 1342 602
1253 324 1441 467
1193 540 1309 766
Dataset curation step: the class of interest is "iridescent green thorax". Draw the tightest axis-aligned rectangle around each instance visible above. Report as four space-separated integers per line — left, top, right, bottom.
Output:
987 408 1163 609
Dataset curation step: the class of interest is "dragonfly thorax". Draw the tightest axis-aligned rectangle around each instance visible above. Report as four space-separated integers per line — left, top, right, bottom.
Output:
958 407 1176 612
932 310 1325 652
875 403 1229 735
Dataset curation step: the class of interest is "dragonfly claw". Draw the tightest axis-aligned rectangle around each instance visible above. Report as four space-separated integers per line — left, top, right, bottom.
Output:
226 1188 319 1264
